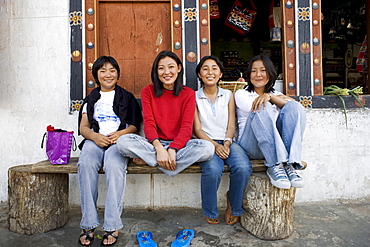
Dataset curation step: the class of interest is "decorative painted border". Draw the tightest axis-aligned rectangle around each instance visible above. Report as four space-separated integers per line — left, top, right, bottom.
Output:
294 95 369 109
296 0 312 96
183 0 198 90
311 1 323 95
198 1 211 61
172 0 183 61
69 0 84 113
282 0 297 95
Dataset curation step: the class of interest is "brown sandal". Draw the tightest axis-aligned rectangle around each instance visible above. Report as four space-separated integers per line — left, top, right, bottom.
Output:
225 215 240 225
225 191 240 225
205 217 220 224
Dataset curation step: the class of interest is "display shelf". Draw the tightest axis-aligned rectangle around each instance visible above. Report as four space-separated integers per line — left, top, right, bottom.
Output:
223 64 248 81
323 58 346 87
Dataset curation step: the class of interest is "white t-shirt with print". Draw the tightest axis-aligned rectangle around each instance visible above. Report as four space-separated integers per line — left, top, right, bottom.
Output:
82 90 121 136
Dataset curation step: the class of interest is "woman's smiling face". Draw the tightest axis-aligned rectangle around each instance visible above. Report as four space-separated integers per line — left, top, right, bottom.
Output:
97 62 118 92
250 60 269 90
157 56 182 90
198 59 223 87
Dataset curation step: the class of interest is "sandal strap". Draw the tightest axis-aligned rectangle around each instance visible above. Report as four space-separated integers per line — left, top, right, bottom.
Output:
80 228 95 241
103 231 118 240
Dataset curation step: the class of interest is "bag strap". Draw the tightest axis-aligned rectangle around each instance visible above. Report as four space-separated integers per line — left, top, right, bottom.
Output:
41 132 47 149
72 136 77 151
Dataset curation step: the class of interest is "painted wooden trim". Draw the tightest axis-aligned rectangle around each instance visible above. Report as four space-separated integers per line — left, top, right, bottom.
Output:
85 0 96 96
311 0 323 95
69 0 84 113
292 95 369 109
171 0 183 59
198 0 210 58
296 0 312 96
282 0 297 95
183 0 198 90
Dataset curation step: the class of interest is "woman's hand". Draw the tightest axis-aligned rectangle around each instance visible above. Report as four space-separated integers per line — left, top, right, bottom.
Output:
251 93 271 112
107 125 138 144
92 134 112 148
107 131 121 144
167 148 177 171
155 146 176 171
215 143 230 159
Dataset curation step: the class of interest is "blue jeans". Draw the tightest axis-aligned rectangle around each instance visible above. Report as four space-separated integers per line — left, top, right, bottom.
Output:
77 140 129 231
198 141 252 219
117 134 215 176
238 101 306 169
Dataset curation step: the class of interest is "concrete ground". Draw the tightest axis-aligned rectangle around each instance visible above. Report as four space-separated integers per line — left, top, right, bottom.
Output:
0 201 369 247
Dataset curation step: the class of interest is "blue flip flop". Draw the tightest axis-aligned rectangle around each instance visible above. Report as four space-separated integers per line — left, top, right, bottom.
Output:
171 229 195 247
136 231 157 247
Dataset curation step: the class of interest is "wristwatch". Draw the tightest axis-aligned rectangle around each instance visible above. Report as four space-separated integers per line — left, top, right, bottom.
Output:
224 138 233 144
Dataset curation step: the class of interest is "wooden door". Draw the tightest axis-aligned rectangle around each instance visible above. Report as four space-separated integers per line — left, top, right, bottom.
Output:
85 0 171 97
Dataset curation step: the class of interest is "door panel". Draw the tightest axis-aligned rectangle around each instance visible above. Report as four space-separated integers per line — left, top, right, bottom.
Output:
95 1 171 97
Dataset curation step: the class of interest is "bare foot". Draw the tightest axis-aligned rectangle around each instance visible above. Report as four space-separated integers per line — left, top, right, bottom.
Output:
133 158 147 165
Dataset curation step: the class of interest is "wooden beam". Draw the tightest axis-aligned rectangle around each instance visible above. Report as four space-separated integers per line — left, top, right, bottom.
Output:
28 157 306 174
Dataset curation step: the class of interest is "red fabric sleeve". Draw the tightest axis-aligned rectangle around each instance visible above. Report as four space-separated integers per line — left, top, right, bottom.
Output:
141 85 159 143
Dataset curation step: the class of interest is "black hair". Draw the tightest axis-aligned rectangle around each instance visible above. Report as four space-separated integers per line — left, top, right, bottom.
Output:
92 56 121 86
195 55 225 86
151 50 184 97
245 55 277 93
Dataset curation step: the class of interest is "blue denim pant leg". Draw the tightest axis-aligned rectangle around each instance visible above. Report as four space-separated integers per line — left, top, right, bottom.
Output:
102 144 129 231
276 101 306 169
225 142 253 216
117 134 158 167
118 135 214 176
160 139 215 177
78 140 104 230
199 142 252 219
238 103 288 167
198 152 224 219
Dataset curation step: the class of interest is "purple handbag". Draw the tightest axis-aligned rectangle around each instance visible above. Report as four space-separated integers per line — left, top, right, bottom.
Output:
41 125 76 164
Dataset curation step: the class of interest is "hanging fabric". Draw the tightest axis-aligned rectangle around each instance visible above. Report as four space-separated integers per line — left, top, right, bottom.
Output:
210 0 220 19
225 0 257 35
269 0 281 42
356 36 368 73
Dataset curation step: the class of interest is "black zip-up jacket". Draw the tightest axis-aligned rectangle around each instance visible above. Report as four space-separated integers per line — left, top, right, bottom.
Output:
78 85 142 149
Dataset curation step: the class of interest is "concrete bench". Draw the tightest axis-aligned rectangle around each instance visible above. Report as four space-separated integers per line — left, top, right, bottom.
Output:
8 157 306 239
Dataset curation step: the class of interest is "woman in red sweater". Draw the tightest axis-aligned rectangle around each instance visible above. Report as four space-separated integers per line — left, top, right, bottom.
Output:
117 50 214 176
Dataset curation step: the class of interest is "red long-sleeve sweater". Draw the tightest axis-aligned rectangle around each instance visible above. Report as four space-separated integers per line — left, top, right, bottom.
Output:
141 85 196 150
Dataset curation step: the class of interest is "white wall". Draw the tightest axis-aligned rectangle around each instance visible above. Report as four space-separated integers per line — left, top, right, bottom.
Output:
1 1 370 208
0 0 81 201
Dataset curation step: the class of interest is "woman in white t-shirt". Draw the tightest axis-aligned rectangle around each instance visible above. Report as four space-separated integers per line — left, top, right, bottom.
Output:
77 56 142 246
193 56 252 225
235 55 306 190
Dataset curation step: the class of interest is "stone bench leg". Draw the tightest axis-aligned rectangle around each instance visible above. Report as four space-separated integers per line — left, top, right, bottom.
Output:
8 165 69 234
240 172 296 240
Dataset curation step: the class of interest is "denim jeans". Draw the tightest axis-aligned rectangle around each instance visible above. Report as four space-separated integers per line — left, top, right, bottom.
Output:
77 140 129 231
198 141 252 219
117 134 214 176
238 101 306 169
